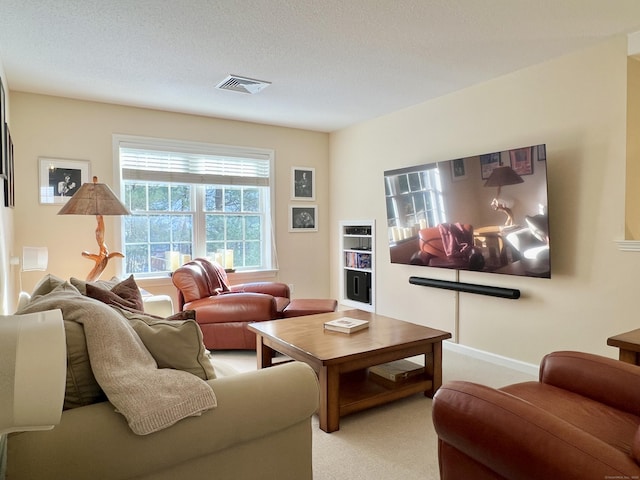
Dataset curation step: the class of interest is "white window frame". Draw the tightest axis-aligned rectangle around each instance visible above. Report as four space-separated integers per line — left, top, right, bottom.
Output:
112 134 277 279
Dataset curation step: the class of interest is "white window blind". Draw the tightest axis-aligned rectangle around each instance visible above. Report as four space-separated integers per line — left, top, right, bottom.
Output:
120 146 271 186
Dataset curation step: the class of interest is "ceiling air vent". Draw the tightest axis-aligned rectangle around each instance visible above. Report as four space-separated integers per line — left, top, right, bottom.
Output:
216 75 271 94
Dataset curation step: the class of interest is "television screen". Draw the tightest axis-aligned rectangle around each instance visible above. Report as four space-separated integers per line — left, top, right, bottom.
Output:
384 144 550 278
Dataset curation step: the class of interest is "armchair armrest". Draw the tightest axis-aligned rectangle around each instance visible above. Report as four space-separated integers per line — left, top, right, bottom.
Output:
432 381 639 480
184 292 278 324
540 351 640 416
230 282 290 299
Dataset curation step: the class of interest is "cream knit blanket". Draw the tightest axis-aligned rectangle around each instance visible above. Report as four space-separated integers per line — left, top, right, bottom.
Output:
76 309 217 435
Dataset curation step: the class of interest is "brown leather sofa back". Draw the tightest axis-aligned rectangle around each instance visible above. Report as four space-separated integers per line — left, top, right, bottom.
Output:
539 350 640 416
172 263 212 305
172 258 231 307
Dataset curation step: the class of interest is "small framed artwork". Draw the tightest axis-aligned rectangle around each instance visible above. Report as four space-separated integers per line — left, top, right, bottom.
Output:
289 205 318 232
450 158 467 182
537 144 546 161
480 153 501 180
3 124 13 207
39 157 90 205
0 78 5 179
509 147 533 175
291 166 315 201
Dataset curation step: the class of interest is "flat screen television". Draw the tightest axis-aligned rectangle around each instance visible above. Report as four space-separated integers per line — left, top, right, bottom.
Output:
384 144 551 278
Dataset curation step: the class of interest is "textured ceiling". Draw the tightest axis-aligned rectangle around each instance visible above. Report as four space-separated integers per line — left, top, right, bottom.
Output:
1 0 640 132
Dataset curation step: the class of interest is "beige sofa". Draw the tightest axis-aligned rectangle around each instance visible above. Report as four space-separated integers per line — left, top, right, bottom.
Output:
6 275 320 480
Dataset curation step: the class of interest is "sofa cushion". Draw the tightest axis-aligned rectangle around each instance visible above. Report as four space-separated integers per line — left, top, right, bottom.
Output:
115 308 216 381
31 273 71 297
70 276 119 294
17 285 109 409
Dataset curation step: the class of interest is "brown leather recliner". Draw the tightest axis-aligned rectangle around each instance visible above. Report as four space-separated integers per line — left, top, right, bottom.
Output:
172 258 290 350
410 223 485 271
432 351 640 479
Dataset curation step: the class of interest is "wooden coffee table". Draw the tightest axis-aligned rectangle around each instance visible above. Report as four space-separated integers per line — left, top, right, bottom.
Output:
248 309 451 432
607 328 640 365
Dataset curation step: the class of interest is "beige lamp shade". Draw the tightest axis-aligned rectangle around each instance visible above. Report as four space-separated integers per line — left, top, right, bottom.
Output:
484 166 524 190
0 310 66 434
57 177 130 216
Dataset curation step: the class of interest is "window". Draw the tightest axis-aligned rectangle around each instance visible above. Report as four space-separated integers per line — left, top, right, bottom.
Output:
384 164 446 237
114 136 275 277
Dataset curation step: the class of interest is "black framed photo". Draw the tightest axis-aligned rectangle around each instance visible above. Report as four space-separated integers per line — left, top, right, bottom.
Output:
480 152 501 180
450 158 467 182
39 157 90 204
537 144 546 161
4 124 13 207
0 78 5 179
289 205 318 232
291 166 315 201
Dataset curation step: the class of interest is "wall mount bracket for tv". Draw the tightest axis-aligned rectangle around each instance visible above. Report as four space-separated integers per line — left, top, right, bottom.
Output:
408 276 520 299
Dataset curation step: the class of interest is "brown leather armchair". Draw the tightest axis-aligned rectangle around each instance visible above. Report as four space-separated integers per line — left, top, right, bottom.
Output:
172 258 290 350
432 351 640 479
410 223 485 271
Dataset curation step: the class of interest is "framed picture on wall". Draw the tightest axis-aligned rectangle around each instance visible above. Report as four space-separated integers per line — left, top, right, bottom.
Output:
39 157 90 205
4 125 14 208
289 205 318 232
0 78 5 179
291 166 315 201
480 152 501 180
450 158 467 182
509 147 533 175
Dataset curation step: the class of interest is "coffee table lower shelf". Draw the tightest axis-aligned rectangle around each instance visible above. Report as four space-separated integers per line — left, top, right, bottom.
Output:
339 369 432 417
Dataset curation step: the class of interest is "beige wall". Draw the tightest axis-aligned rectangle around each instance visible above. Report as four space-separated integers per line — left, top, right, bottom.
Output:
10 93 330 310
329 35 637 365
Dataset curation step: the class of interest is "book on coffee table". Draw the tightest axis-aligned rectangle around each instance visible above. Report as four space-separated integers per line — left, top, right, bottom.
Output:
369 359 425 383
323 317 369 333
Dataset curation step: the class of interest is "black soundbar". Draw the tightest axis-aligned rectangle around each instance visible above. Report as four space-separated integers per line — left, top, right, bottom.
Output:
408 276 520 299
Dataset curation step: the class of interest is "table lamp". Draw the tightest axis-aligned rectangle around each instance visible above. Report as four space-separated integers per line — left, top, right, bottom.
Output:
0 310 66 434
484 166 523 226
58 176 131 281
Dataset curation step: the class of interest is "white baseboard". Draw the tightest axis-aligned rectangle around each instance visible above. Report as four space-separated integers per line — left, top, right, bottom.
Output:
443 340 539 377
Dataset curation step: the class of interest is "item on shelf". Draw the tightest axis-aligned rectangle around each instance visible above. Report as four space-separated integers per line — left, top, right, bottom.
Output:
345 226 371 235
344 251 371 269
357 253 371 269
369 359 425 383
323 317 369 333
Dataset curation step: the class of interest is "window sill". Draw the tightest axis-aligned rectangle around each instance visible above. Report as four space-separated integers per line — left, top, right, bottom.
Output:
134 269 279 288
615 240 640 251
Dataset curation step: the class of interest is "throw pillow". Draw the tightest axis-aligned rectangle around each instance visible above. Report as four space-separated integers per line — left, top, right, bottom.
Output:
70 276 119 295
16 285 113 409
72 275 144 312
85 275 144 311
31 274 76 297
114 308 216 381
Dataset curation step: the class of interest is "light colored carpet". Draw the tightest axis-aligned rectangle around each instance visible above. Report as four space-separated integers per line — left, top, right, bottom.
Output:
211 344 537 480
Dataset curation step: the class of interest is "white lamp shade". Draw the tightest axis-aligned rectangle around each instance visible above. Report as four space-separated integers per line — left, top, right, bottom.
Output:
0 310 66 434
22 246 48 272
